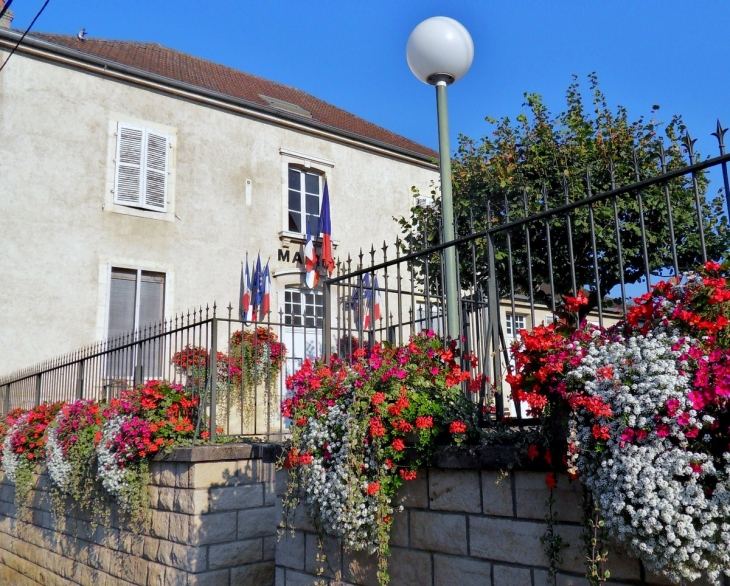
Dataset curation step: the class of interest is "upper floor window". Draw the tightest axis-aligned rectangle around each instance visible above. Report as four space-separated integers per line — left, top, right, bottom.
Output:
114 122 169 212
506 313 526 337
287 165 322 235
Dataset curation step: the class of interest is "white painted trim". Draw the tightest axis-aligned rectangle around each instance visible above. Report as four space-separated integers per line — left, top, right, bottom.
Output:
273 268 305 278
278 148 335 168
104 116 177 223
96 259 174 341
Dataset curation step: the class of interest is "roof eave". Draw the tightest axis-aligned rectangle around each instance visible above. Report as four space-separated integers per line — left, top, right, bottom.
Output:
0 29 438 169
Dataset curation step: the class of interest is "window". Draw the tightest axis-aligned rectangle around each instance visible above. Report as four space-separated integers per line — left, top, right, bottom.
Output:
505 313 526 337
114 122 169 212
284 288 324 327
106 268 166 379
287 165 322 235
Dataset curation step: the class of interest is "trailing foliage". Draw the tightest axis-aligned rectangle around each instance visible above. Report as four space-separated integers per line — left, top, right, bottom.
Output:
279 331 480 585
0 381 200 525
508 260 730 583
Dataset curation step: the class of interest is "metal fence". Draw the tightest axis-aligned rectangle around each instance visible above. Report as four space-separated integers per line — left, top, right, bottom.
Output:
322 125 730 422
2 125 729 435
0 305 327 441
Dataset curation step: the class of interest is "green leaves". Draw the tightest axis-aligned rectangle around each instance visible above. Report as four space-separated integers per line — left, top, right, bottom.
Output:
398 75 729 313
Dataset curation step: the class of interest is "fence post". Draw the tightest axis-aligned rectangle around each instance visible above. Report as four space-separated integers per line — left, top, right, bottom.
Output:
487 233 504 420
35 374 42 407
3 384 9 416
76 360 85 400
209 318 218 442
323 280 332 361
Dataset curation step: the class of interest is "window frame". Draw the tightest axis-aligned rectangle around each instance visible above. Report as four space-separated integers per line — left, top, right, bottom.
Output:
287 165 323 236
279 149 335 240
104 117 177 223
505 312 527 337
106 266 167 340
283 287 324 328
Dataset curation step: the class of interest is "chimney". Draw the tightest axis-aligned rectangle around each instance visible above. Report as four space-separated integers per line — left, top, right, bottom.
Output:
0 1 14 29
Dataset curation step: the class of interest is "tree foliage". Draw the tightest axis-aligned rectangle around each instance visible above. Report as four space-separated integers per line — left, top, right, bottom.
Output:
397 74 729 315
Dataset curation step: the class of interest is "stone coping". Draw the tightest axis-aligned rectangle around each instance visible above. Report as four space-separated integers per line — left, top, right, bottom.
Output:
171 441 555 471
152 441 282 463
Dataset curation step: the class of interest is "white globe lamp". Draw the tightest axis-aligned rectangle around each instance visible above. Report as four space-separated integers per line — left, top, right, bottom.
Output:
406 16 474 343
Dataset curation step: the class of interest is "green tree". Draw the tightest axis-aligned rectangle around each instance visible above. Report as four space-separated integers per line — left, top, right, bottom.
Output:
397 74 729 317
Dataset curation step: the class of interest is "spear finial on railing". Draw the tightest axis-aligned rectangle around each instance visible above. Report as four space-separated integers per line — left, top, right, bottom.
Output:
712 119 727 154
681 132 697 164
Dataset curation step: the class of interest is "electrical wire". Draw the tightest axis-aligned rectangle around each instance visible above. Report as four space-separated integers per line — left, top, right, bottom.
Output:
0 0 51 73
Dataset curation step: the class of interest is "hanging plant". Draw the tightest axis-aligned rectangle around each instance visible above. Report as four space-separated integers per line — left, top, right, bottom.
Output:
508 261 730 585
230 327 286 390
96 380 198 523
280 331 479 585
45 399 106 514
2 402 64 507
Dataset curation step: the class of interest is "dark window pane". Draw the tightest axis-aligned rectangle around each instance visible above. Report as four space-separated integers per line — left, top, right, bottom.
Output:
289 211 301 233
305 173 319 194
306 194 319 215
288 168 301 190
288 190 301 211
306 214 319 236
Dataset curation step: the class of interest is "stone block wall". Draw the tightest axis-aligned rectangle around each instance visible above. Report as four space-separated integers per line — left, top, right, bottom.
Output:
0 444 279 586
275 463 699 586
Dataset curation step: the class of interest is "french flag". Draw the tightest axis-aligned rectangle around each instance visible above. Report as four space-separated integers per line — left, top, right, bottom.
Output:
240 259 253 323
371 275 382 324
318 181 335 277
262 261 271 317
304 223 319 289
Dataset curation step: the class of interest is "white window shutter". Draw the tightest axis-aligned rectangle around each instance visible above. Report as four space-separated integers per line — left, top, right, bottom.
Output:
143 130 168 212
114 123 144 206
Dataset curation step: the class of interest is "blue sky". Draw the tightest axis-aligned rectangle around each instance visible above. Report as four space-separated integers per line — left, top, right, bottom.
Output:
7 0 730 160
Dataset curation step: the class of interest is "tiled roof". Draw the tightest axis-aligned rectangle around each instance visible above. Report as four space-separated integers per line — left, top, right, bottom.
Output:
27 32 437 161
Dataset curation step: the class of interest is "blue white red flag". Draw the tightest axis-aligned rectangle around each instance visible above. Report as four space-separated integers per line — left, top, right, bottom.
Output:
318 181 335 277
371 276 382 325
240 258 253 323
304 223 319 289
262 261 271 317
362 274 376 329
253 254 263 313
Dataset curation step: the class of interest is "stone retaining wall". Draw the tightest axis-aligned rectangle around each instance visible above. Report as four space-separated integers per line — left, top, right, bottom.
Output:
274 447 710 586
0 444 279 586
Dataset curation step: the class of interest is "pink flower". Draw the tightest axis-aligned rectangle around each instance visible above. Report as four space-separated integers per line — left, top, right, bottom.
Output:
677 412 690 426
665 399 680 416
685 427 700 439
690 462 703 474
620 428 635 443
656 424 670 437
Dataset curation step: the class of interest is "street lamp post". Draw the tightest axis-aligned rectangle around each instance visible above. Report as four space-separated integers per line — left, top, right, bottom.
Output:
407 16 474 343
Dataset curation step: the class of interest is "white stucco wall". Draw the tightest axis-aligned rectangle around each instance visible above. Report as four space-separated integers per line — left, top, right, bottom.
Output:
0 49 438 373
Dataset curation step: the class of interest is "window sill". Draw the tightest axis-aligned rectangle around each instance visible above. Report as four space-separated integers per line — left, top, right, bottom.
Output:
104 202 175 222
278 230 340 247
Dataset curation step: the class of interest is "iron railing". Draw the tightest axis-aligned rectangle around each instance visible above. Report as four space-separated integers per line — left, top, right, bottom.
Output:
322 125 730 422
3 125 730 434
0 305 326 441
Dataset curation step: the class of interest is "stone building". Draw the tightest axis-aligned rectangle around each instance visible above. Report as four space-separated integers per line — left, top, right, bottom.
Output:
0 13 438 374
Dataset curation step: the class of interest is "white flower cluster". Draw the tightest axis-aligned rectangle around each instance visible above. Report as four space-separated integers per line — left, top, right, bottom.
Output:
44 421 73 492
569 332 730 584
297 403 385 551
1 412 29 483
96 416 132 507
